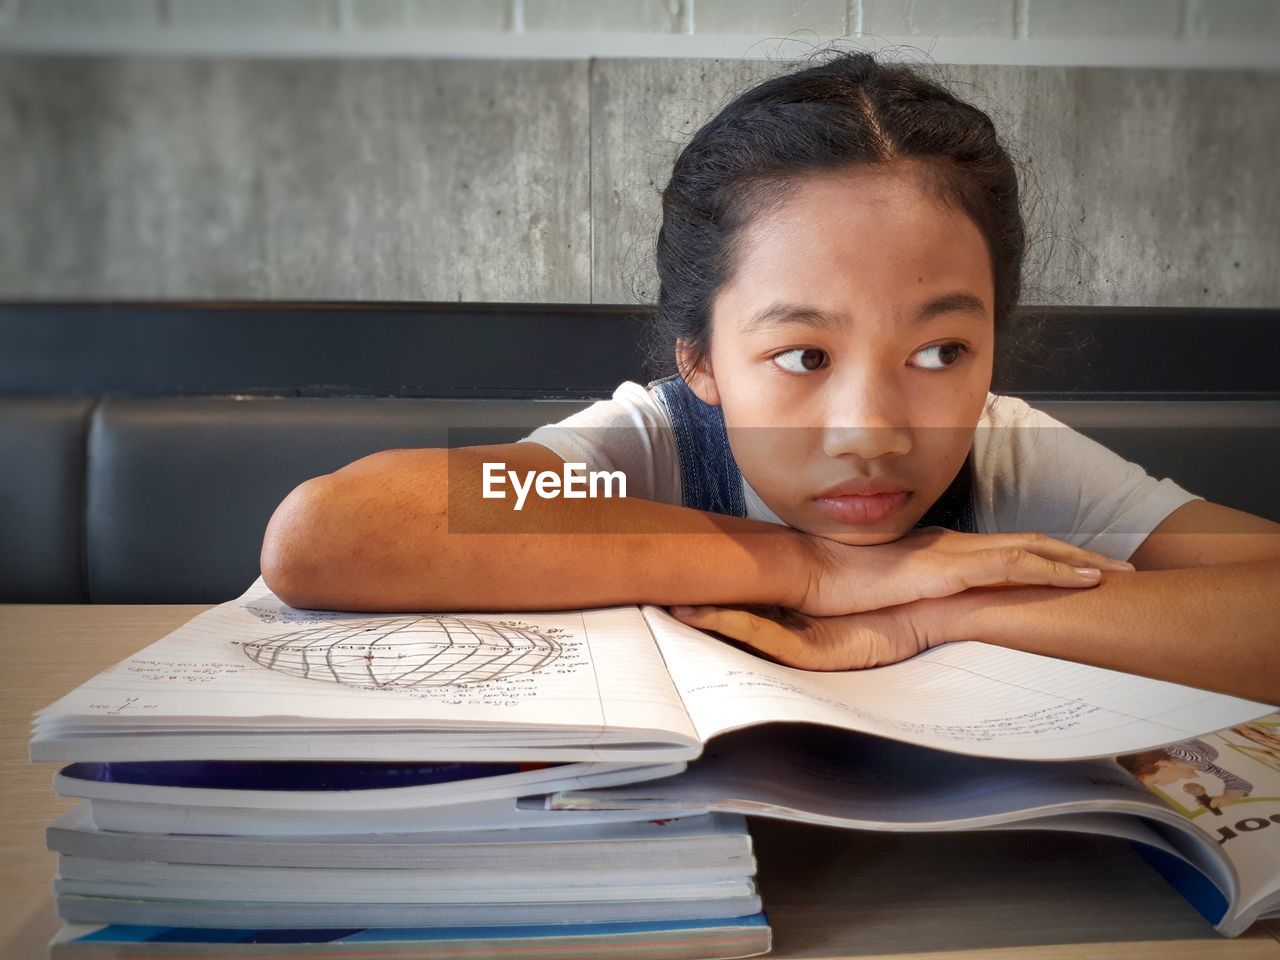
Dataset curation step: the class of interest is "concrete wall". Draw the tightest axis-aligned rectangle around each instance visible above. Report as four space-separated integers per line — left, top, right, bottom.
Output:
590 59 1280 308
0 57 590 301
2 54 1276 307
1 1 1277 307
3 1 1278 67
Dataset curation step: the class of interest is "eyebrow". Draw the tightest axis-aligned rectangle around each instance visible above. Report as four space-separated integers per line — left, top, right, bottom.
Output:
741 292 989 335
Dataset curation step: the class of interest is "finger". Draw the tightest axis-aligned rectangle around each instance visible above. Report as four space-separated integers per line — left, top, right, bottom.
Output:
996 533 1135 571
906 527 1134 572
971 546 1117 589
669 606 807 665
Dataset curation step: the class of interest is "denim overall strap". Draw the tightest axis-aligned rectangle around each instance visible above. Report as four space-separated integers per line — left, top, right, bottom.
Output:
648 374 748 517
646 373 976 532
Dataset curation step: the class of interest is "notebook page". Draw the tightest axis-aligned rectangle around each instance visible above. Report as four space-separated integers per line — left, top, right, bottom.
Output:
36 579 694 742
641 604 1273 761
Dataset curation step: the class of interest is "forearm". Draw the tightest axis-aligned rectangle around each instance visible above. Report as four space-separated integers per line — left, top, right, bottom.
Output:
262 448 812 612
933 559 1280 704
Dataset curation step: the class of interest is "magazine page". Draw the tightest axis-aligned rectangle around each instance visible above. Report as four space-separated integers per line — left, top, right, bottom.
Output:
1116 713 1280 933
33 579 696 760
641 604 1273 762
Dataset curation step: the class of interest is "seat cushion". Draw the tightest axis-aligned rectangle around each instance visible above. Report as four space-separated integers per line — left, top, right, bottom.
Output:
0 397 93 601
85 396 590 603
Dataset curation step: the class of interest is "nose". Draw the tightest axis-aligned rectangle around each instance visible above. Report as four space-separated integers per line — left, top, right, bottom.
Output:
820 376 912 462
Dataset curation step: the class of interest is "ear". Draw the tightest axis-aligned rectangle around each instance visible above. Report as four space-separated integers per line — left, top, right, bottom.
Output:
675 339 721 406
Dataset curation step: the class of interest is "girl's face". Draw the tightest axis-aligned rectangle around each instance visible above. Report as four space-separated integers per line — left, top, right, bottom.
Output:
680 162 996 545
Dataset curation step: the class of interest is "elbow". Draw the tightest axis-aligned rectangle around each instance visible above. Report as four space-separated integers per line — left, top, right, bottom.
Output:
260 475 337 608
259 448 448 610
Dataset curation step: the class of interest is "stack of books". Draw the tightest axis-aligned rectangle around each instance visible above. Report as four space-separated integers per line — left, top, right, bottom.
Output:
30 576 1280 954
46 779 766 957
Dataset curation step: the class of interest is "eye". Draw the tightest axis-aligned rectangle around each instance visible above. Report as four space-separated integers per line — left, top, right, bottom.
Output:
772 347 827 374
913 342 969 370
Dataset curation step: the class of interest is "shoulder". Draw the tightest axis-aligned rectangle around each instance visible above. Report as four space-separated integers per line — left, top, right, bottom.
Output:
970 392 1065 506
516 380 680 503
1168 739 1220 763
977 392 1059 434
971 392 1203 560
530 381 672 432
513 381 674 443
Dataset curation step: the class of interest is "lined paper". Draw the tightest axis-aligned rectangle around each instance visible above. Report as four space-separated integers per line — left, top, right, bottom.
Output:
642 604 1274 760
35 579 695 754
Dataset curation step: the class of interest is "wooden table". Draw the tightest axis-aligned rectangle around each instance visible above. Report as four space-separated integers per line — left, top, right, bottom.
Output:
2 604 1279 960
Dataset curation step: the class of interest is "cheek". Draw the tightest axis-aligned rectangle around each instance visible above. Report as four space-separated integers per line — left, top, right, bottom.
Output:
714 362 796 431
725 424 806 483
724 419 818 508
920 365 991 424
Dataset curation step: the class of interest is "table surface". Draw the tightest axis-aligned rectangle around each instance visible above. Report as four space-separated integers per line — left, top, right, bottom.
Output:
2 603 1279 960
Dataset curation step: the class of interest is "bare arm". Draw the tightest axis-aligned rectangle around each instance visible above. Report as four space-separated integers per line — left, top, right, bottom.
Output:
260 442 814 612
667 501 1280 703
261 443 1133 615
935 501 1280 703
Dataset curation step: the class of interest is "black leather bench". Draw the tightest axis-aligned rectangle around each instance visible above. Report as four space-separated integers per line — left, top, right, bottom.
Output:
3 302 1277 603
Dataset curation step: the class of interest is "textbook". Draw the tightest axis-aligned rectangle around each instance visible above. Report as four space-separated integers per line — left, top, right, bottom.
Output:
45 775 762 934
52 757 677 834
49 776 756 902
31 576 1275 765
49 915 773 960
548 719 1280 938
54 887 765 930
45 770 762 937
47 806 753 872
30 577 1280 946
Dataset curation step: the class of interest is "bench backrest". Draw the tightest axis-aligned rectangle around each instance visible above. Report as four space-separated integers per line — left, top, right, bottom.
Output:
3 303 1276 602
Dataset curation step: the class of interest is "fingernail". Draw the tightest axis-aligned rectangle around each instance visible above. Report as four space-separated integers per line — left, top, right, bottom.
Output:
1074 567 1101 578
670 605 696 615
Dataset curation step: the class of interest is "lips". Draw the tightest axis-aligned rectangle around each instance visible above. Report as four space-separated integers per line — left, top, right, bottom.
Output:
814 479 910 499
812 484 911 525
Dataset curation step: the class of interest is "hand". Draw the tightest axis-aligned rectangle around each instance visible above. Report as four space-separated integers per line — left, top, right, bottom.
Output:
1210 789 1248 810
667 600 937 671
797 526 1136 617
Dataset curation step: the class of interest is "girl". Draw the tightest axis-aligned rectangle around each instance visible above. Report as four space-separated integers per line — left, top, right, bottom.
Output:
261 51 1280 705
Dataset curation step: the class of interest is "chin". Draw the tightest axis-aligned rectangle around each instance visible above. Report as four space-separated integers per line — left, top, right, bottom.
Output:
813 528 911 547
786 516 912 547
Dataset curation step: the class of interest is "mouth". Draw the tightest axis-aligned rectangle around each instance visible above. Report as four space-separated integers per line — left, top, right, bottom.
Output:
811 490 911 525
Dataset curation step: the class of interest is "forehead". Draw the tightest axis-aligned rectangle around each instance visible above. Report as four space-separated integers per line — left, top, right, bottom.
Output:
721 164 993 317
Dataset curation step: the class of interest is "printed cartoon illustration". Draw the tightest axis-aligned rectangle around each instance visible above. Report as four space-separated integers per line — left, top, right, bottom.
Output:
1225 721 1280 774
1117 738 1254 817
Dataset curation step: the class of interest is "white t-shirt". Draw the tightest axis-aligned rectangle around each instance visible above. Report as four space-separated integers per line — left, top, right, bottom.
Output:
518 381 1203 562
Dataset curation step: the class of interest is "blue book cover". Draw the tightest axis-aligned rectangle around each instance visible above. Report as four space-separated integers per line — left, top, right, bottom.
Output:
70 913 770 944
60 760 556 793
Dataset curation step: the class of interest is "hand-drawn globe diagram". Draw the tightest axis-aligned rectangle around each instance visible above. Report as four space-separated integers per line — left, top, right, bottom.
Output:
237 615 567 690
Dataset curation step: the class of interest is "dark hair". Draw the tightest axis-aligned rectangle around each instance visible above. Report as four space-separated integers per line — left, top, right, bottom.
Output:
648 50 1027 382
1116 749 1173 780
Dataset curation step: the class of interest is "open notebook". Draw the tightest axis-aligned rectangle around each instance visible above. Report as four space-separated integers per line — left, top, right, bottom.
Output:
31 576 1272 764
